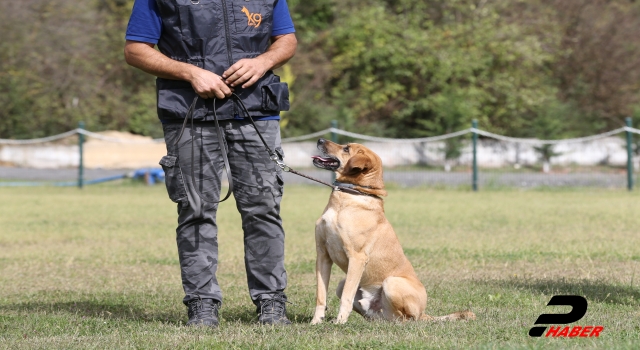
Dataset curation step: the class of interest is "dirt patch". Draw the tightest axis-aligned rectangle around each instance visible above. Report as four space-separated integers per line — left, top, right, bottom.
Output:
84 131 166 169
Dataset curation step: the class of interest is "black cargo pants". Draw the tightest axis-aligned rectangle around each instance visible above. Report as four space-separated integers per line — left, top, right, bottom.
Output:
159 119 287 306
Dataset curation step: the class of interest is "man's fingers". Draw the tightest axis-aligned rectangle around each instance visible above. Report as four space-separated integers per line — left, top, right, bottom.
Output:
222 59 266 87
194 87 220 99
214 89 227 99
195 87 215 99
220 85 233 98
221 67 234 79
213 82 234 98
225 67 250 86
190 67 237 99
195 89 211 99
230 71 253 87
222 61 244 80
242 75 261 89
194 83 233 100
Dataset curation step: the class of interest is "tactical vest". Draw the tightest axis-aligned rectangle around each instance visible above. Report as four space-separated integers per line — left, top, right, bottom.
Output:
155 0 290 121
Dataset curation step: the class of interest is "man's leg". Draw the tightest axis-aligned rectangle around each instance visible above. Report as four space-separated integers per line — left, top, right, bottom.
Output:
161 123 225 322
225 120 289 323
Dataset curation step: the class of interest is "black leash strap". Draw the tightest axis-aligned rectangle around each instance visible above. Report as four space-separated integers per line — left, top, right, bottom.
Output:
227 95 380 198
176 93 377 203
176 95 233 203
228 93 285 168
285 167 377 197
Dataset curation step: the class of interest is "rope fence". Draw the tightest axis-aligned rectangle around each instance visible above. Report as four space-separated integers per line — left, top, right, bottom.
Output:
283 126 640 145
2 126 639 146
1 119 638 190
0 129 164 145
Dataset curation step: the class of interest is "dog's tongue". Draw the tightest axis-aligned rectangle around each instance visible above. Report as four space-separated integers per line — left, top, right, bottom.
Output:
311 156 333 162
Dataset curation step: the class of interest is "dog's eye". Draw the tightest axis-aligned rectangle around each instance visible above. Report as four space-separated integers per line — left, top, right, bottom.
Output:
343 146 349 153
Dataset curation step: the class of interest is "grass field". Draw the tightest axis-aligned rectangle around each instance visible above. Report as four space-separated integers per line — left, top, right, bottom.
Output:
1 184 639 349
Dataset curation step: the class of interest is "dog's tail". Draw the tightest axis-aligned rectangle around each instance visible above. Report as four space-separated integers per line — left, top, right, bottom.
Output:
421 310 476 322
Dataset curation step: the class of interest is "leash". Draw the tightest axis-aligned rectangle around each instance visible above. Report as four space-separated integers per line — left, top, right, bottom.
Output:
175 95 234 203
282 166 379 197
229 99 378 197
176 93 378 203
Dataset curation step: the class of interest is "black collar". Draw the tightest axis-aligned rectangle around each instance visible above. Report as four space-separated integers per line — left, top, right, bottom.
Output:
332 181 380 198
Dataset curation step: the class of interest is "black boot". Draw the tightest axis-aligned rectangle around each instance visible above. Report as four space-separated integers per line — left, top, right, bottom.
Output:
256 293 291 325
186 298 220 328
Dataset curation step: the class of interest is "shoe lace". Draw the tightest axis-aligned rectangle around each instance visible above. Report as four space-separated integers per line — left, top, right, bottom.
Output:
188 298 219 318
259 294 290 317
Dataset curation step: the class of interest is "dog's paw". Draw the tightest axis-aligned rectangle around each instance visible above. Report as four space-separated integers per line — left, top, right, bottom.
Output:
333 316 348 324
310 317 324 325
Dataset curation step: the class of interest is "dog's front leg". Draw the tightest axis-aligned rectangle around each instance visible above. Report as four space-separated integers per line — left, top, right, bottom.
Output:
311 244 332 324
335 255 367 324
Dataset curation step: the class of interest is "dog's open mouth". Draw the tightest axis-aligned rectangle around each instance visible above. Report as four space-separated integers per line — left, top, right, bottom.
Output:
312 155 340 171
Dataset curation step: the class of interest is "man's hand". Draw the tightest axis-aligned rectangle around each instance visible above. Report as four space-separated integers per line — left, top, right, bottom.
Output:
123 41 233 99
189 67 233 99
220 33 297 89
222 58 269 89
124 32 296 93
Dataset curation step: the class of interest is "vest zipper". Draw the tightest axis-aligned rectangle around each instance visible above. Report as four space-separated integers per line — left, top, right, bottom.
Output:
220 0 234 66
220 0 237 115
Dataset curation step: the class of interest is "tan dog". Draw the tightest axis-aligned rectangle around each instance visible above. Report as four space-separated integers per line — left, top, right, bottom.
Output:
310 139 475 324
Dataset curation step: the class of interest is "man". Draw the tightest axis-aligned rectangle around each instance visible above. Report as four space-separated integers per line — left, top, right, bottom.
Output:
124 0 297 327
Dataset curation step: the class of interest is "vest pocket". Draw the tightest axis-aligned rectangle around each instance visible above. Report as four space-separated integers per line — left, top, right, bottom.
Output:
156 78 209 120
230 0 272 34
177 1 222 40
261 82 290 112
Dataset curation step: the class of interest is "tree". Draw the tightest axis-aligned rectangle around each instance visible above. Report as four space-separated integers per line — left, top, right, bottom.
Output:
324 0 561 138
2 0 640 141
0 0 160 139
545 0 640 129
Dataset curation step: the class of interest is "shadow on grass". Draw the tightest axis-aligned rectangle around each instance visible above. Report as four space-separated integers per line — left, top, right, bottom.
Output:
487 278 640 306
0 300 184 325
0 298 314 325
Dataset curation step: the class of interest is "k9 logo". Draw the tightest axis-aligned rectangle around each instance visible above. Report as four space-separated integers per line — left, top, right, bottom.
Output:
529 295 604 338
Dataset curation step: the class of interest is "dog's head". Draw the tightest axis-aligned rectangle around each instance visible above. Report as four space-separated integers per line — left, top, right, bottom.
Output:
312 139 386 196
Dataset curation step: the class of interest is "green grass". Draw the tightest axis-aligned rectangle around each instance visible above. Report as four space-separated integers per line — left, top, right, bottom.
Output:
1 184 639 349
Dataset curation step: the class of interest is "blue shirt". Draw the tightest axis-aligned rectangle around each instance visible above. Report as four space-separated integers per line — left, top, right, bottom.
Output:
125 0 295 121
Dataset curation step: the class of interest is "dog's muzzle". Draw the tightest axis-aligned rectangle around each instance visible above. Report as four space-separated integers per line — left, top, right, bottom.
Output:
312 139 340 170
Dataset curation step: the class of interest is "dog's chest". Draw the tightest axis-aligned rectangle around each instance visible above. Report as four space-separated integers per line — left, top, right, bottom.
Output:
317 207 350 268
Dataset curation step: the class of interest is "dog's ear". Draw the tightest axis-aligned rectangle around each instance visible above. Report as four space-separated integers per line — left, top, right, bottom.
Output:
344 152 372 175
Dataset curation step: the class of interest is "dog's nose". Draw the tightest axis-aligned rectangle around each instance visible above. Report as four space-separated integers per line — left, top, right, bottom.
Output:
317 138 326 146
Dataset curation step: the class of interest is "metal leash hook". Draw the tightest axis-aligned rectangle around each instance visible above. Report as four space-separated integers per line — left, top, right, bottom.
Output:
270 153 290 172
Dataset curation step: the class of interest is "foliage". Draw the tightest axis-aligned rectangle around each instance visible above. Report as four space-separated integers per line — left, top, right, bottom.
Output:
0 0 161 139
286 0 640 138
545 0 640 128
1 0 639 140
325 0 559 138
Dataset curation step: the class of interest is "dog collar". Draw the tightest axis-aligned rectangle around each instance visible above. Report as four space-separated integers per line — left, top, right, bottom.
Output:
332 181 380 198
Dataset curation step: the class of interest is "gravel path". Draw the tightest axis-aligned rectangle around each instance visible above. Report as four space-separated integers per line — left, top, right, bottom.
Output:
282 169 629 188
0 167 630 188
0 167 132 181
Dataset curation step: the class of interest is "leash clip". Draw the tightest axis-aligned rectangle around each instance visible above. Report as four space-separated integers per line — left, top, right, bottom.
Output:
270 154 290 172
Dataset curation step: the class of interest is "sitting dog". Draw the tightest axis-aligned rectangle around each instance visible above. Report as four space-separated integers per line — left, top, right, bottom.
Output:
310 138 475 324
